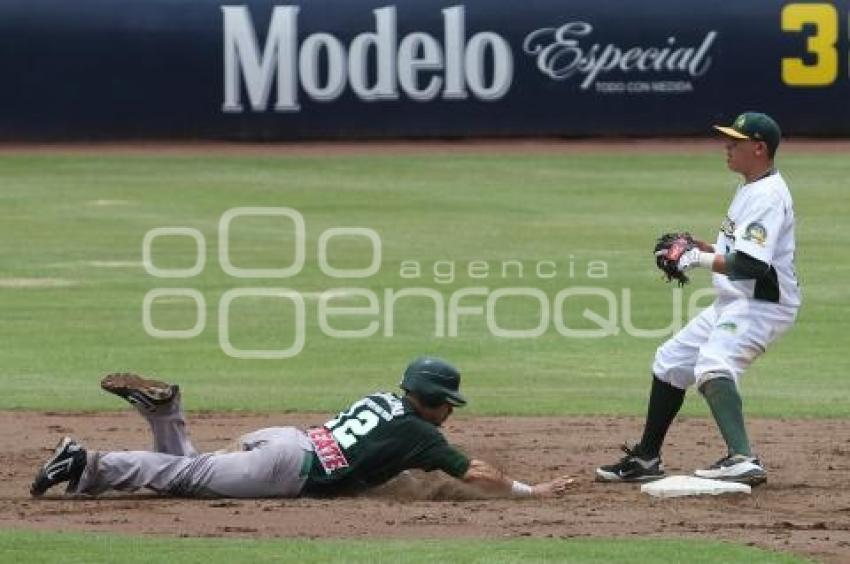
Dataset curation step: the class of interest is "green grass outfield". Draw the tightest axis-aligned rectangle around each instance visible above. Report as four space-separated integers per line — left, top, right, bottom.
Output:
0 150 847 416
0 531 810 563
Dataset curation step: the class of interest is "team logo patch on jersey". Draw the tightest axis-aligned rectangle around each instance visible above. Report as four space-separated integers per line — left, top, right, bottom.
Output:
308 427 350 475
743 222 767 246
720 217 735 239
717 321 737 333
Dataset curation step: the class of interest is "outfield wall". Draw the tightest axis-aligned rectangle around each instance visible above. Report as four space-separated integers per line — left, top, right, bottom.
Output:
2 0 850 140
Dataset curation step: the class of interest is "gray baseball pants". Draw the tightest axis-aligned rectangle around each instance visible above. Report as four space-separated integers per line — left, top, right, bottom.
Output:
74 397 313 498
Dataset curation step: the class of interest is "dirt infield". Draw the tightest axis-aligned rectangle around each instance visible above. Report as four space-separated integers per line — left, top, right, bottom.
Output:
2 411 848 562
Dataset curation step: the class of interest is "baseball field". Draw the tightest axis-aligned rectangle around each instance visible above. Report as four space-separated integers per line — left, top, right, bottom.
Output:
1 141 848 562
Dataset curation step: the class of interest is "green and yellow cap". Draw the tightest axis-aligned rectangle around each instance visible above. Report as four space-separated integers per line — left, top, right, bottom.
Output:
713 112 781 156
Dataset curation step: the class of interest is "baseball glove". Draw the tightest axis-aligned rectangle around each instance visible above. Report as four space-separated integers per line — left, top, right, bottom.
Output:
654 232 697 286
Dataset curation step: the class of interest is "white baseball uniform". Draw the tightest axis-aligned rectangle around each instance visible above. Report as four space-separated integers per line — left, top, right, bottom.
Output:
653 171 800 389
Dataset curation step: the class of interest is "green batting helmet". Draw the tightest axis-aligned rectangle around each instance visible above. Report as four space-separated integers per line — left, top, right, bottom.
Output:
400 357 467 407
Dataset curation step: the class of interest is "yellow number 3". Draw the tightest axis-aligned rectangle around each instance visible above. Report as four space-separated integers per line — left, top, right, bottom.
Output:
781 3 838 86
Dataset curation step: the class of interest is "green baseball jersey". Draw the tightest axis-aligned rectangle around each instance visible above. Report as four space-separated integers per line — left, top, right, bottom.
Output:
302 392 470 496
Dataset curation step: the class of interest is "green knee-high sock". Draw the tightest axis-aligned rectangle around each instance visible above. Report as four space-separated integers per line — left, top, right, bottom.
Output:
700 377 752 457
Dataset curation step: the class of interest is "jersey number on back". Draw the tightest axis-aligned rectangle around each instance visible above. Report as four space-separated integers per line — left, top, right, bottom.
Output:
324 394 402 449
330 410 380 448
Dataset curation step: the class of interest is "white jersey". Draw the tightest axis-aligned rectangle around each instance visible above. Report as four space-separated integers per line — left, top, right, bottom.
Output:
713 171 801 307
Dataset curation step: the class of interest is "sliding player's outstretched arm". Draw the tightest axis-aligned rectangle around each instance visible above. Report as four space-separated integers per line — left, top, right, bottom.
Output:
461 458 574 498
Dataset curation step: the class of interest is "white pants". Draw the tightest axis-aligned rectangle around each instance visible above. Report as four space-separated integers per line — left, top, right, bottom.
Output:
652 298 797 390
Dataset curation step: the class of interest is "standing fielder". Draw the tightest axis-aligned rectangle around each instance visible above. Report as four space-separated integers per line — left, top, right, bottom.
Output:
596 112 800 485
31 357 574 499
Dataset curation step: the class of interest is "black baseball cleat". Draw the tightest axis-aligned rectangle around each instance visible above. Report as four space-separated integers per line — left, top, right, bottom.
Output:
595 443 665 483
30 436 87 496
100 372 178 413
694 453 767 486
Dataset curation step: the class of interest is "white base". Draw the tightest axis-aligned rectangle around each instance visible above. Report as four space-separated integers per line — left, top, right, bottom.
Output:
640 475 751 498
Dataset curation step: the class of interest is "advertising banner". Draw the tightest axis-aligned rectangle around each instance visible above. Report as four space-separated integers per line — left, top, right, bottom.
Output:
1 1 848 139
